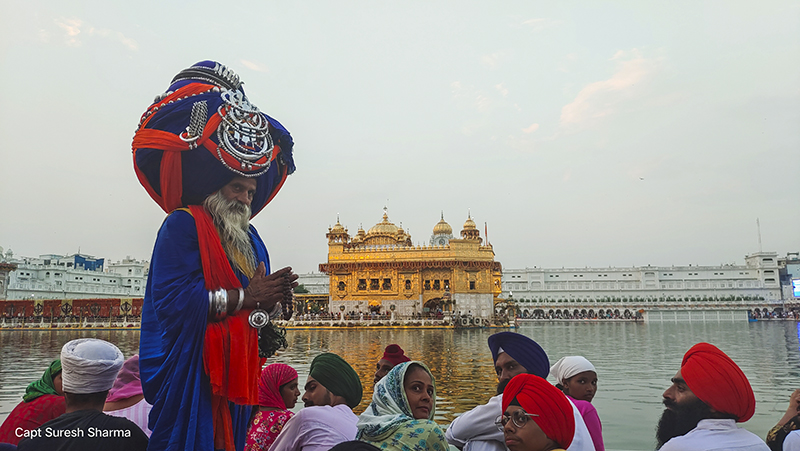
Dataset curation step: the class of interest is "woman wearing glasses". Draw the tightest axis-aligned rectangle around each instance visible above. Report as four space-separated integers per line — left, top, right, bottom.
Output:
497 374 575 451
356 361 449 451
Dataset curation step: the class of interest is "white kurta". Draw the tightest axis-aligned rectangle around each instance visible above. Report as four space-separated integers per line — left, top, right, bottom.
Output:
660 419 769 451
784 429 800 451
445 394 596 451
270 404 358 451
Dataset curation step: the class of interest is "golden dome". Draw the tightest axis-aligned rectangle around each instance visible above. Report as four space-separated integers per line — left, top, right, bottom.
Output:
367 211 399 236
463 215 477 230
433 212 452 235
330 216 346 234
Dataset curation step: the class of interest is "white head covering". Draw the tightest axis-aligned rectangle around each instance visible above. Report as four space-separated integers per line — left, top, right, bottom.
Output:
61 338 124 394
549 356 596 385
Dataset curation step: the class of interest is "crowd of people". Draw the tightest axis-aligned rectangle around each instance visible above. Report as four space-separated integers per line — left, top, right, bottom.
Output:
3 336 800 451
3 61 798 451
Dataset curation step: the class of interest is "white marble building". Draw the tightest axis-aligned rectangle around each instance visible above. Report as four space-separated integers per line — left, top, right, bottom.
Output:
5 254 149 300
502 252 783 311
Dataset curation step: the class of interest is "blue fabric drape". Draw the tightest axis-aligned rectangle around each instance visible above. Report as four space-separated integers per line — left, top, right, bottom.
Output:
140 210 269 451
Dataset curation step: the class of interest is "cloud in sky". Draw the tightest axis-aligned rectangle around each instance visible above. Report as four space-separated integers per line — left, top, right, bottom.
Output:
54 17 138 51
240 60 270 73
559 49 662 128
452 81 495 112
522 123 539 134
55 18 82 46
495 83 509 97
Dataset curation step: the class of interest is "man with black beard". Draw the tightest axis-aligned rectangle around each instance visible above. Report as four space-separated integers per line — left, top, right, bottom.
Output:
656 342 768 450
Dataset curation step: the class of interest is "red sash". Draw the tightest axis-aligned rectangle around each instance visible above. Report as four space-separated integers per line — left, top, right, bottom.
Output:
189 205 264 451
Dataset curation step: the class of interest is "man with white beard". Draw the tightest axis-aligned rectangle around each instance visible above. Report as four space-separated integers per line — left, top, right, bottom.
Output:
133 60 298 451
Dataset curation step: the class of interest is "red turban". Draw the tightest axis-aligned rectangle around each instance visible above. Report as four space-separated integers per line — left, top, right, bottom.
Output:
258 363 298 409
502 374 575 450
381 344 411 366
681 342 755 422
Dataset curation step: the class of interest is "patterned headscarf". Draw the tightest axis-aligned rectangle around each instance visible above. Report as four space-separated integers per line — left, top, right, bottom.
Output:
258 363 298 409
356 361 436 441
23 360 62 402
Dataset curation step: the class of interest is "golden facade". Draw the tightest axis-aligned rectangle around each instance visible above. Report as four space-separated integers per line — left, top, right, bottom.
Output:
319 209 502 318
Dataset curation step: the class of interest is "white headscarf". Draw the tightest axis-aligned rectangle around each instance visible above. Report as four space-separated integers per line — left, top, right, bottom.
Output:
61 338 124 394
549 356 596 385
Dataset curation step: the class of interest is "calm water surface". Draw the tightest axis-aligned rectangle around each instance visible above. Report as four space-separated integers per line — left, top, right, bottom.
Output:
1 322 799 450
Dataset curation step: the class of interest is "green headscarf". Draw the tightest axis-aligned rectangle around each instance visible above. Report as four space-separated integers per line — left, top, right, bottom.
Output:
23 359 62 402
309 353 363 409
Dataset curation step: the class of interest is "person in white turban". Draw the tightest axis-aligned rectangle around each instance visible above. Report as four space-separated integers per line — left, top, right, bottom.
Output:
550 356 603 451
16 338 149 451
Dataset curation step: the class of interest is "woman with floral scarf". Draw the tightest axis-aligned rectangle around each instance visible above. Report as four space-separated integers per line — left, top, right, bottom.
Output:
245 363 300 451
356 361 448 451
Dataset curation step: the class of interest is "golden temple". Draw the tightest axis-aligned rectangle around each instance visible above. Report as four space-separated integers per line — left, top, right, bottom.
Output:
318 208 502 318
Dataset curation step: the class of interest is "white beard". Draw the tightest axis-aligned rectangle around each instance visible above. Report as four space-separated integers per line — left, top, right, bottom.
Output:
203 190 256 271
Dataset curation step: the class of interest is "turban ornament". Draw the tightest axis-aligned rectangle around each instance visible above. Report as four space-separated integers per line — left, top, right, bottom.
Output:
502 374 575 450
681 342 756 422
488 332 550 378
132 60 295 216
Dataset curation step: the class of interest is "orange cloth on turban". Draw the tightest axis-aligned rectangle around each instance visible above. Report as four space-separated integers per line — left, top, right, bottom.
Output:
502 374 575 450
681 342 755 422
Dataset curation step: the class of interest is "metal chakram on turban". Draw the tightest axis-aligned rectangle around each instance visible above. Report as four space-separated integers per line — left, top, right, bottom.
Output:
132 60 295 217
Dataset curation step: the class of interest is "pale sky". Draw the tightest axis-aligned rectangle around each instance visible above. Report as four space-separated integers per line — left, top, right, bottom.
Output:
1 1 798 274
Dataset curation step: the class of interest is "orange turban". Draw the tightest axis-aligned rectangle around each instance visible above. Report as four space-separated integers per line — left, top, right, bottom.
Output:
681 342 755 422
502 374 575 449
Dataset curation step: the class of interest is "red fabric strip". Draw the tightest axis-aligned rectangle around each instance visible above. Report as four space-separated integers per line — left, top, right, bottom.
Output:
188 205 263 451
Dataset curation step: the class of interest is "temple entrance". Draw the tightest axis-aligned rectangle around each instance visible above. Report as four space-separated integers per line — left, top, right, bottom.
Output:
424 298 443 318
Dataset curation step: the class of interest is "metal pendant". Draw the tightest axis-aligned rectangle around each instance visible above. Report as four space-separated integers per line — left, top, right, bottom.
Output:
248 308 269 329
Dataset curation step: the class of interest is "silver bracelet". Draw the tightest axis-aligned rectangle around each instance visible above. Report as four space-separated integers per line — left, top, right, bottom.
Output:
209 288 228 321
235 288 245 313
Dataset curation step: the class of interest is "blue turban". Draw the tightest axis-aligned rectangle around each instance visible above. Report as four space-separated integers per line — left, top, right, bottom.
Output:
487 332 549 378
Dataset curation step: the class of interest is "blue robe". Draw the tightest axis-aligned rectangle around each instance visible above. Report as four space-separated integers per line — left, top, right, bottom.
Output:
140 210 268 451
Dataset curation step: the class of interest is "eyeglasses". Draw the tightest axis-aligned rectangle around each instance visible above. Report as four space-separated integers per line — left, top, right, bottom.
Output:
495 410 539 431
